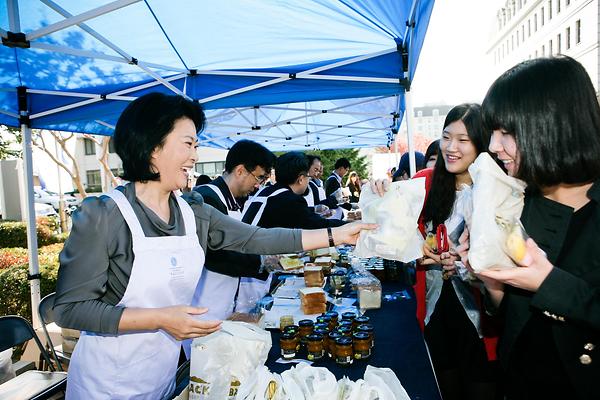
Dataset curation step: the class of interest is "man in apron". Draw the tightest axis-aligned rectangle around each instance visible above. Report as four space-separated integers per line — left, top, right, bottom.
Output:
191 140 276 322
324 157 352 220
304 154 339 217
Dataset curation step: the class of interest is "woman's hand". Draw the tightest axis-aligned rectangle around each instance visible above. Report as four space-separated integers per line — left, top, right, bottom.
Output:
368 179 390 197
332 222 378 245
478 238 553 292
158 306 222 340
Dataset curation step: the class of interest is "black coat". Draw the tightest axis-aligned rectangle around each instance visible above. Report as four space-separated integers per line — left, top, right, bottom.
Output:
499 180 600 399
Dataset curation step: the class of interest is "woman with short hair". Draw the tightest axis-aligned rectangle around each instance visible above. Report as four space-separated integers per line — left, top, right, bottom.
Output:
480 56 600 399
54 92 373 399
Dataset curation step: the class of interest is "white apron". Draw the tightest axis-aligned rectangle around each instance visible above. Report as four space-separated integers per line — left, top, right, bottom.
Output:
235 187 288 312
191 184 242 320
66 189 204 400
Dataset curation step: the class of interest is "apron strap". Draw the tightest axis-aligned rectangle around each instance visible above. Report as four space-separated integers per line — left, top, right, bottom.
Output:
202 184 227 208
242 188 288 226
174 194 197 237
106 187 146 238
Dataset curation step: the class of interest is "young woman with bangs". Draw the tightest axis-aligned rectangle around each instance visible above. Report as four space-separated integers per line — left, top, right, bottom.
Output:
478 56 600 400
414 103 498 400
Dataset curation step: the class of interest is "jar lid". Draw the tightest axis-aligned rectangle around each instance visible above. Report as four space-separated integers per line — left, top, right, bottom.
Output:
355 316 370 324
281 332 296 340
337 326 352 334
328 331 342 339
307 333 324 341
298 319 314 327
353 332 370 340
338 320 352 328
341 312 356 320
325 311 339 319
357 323 373 332
316 315 331 323
283 324 299 333
314 328 329 336
335 336 352 345
314 323 329 331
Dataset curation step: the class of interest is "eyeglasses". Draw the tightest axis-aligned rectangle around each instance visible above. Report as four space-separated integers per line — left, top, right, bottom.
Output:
245 168 268 184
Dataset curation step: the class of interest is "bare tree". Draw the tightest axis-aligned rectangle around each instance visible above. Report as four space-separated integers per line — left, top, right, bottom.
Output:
32 130 88 197
83 134 118 192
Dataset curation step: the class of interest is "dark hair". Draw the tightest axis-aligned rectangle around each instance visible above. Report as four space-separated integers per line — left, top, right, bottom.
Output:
113 92 205 182
424 139 440 164
195 174 212 186
306 154 322 167
224 139 275 174
275 152 309 186
394 152 425 180
482 56 600 191
422 103 489 228
334 158 351 170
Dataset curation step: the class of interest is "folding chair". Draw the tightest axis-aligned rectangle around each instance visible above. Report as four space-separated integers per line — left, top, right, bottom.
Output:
38 292 71 372
0 315 67 399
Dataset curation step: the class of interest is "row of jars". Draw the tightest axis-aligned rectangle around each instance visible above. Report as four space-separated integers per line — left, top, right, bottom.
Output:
279 311 374 366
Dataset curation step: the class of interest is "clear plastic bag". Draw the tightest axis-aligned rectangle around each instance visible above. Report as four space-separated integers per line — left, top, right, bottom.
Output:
0 349 15 385
354 179 425 262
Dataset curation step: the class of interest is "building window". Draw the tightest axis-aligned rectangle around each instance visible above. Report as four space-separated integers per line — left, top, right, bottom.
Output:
557 33 562 53
195 161 225 177
108 139 116 153
528 19 531 36
549 39 553 55
542 45 545 56
516 31 519 46
557 0 561 13
84 138 96 155
535 50 538 57
512 34 515 50
534 14 538 31
86 169 102 191
566 27 571 49
575 19 581 44
541 7 545 26
566 0 570 5
548 1 552 20
522 25 525 42
111 168 123 177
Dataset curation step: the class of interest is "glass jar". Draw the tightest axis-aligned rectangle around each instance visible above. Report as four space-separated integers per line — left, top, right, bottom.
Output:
280 332 298 359
314 322 329 332
357 323 374 348
335 336 354 366
327 331 342 358
338 320 353 330
280 315 294 331
298 319 314 345
353 332 371 359
325 311 339 326
306 333 324 361
316 315 331 327
353 316 370 331
314 327 329 341
283 325 300 350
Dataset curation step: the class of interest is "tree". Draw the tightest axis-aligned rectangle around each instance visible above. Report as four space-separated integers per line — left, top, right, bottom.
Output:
32 130 88 197
0 125 22 159
306 148 368 183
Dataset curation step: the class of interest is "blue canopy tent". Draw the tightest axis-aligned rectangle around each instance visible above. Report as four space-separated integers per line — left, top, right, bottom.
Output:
0 0 434 324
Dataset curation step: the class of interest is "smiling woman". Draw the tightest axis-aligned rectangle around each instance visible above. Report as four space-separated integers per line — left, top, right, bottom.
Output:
53 92 375 399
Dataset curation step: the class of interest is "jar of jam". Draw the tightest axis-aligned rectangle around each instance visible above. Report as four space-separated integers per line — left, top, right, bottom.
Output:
353 316 370 331
337 325 353 337
283 325 300 350
327 331 342 358
298 319 314 345
306 333 324 361
341 312 356 322
335 336 354 366
357 323 374 348
280 332 298 359
280 315 294 331
353 332 371 359
325 311 339 326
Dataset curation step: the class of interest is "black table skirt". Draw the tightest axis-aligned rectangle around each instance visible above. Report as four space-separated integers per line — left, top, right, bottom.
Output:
265 281 441 400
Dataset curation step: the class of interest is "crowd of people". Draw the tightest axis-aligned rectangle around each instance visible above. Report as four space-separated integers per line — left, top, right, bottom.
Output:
52 55 599 399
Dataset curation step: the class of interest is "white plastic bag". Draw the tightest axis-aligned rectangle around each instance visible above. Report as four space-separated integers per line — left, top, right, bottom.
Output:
284 364 338 400
355 178 425 262
338 378 377 400
468 153 527 272
238 366 288 400
363 365 411 400
189 321 272 399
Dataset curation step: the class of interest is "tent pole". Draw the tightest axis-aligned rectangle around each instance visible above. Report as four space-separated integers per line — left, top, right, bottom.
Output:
404 89 416 177
21 120 41 328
